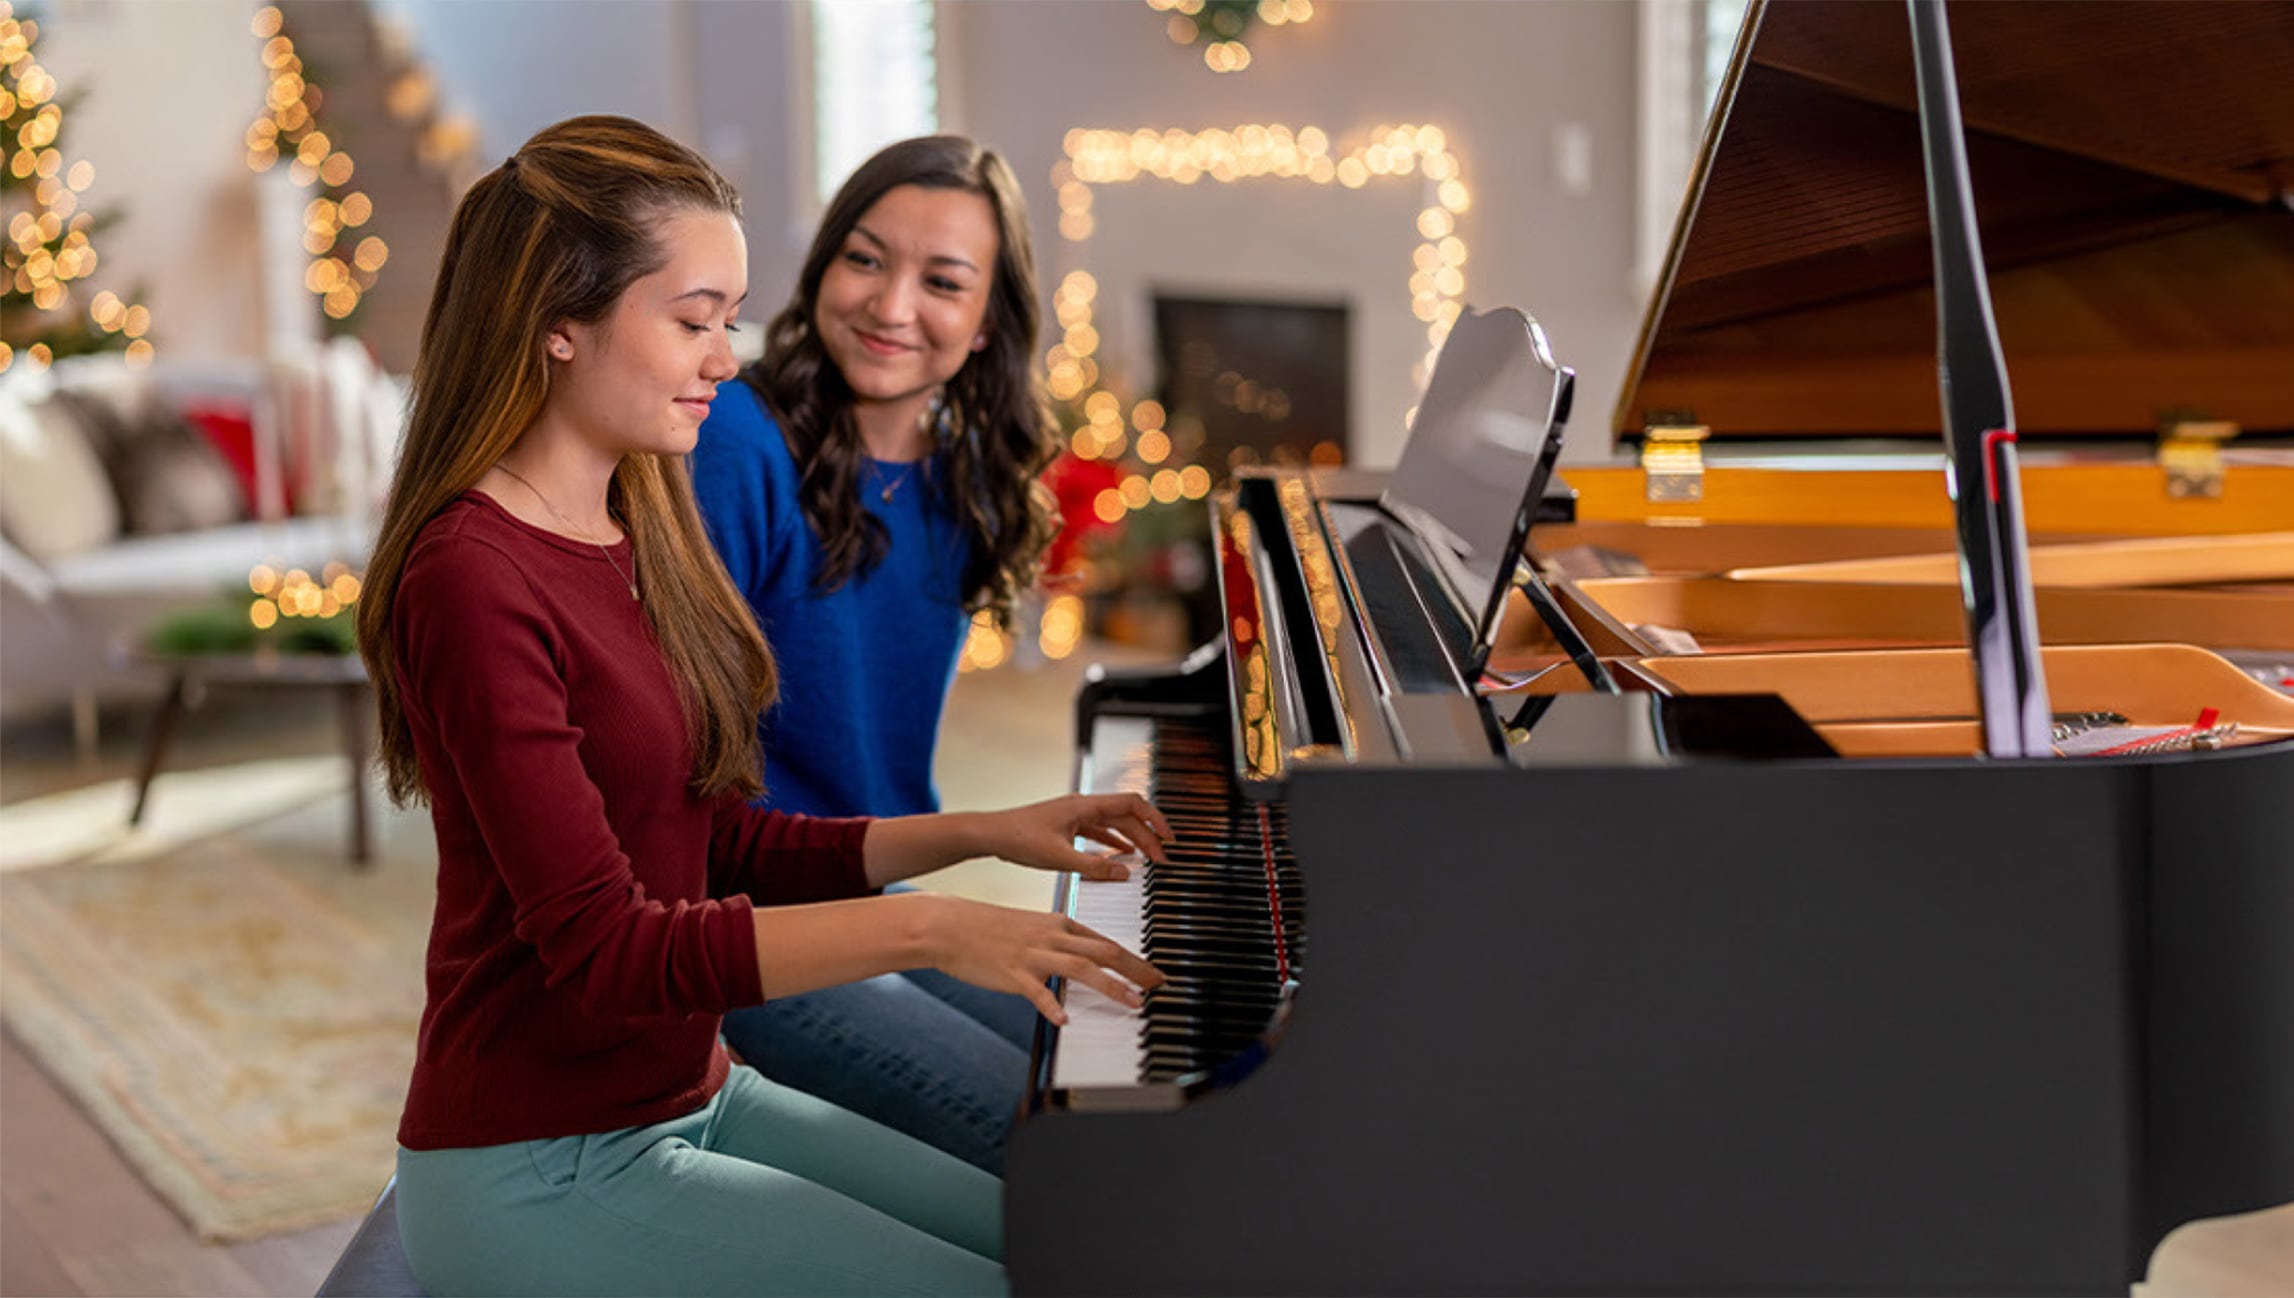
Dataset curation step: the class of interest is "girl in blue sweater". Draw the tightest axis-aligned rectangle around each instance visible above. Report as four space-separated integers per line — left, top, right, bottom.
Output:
690 136 1064 1173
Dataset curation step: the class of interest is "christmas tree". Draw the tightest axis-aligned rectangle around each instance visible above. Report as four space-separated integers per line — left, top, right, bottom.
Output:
0 1 151 373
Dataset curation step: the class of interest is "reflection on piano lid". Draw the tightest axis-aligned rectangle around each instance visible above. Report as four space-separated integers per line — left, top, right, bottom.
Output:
1505 692 1837 766
1620 0 2294 444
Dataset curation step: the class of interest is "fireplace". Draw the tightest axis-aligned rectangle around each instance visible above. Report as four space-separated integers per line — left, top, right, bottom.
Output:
1152 293 1350 473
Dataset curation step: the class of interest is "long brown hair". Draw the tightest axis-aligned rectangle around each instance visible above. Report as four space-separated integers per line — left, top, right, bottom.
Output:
746 135 1059 624
358 115 775 807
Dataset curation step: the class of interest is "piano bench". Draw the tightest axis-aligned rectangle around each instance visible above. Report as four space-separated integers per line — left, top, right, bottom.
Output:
314 1178 427 1297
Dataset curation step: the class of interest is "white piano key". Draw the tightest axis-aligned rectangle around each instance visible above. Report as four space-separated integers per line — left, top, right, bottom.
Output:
1051 716 1154 1091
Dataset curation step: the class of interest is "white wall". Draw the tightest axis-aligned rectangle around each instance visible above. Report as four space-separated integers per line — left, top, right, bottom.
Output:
372 0 695 158
944 0 1644 466
375 0 814 328
35 0 271 364
37 0 817 369
36 0 1647 463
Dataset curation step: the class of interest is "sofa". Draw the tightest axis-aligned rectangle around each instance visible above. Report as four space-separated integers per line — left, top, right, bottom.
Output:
0 340 402 740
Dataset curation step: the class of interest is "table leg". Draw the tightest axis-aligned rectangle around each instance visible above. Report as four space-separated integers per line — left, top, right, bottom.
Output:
339 682 372 866
128 674 190 827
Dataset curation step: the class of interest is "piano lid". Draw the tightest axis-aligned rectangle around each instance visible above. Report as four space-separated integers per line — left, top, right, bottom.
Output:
1615 0 2294 443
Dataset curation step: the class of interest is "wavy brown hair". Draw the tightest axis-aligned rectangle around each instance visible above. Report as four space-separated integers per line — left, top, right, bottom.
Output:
358 115 776 807
745 135 1059 624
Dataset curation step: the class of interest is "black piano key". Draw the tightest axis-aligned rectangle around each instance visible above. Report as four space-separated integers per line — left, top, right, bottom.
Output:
1059 709 1309 1087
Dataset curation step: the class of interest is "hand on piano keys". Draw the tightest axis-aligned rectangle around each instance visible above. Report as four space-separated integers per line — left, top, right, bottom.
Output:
970 791 1176 881
921 792 1175 1025
916 894 1163 1027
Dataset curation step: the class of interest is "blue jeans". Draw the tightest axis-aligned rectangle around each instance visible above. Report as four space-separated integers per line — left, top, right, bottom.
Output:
396 1066 1005 1296
720 957 1038 1175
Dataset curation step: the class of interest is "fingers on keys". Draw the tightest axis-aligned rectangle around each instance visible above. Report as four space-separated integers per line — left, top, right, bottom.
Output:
1063 918 1163 992
1081 793 1172 864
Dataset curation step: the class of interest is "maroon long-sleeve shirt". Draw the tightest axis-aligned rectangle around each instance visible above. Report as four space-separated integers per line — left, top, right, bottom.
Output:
392 492 870 1150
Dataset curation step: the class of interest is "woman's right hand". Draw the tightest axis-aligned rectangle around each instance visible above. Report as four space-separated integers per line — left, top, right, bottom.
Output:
916 893 1162 1025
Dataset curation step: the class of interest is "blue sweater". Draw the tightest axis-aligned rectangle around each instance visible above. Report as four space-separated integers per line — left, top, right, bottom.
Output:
690 382 972 818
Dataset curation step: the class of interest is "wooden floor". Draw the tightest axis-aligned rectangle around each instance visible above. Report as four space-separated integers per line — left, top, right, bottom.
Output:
3 690 362 1297
0 646 1118 1296
2 1029 359 1297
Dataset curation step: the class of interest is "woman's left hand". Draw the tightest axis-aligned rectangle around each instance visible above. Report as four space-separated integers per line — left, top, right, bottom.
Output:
986 793 1173 881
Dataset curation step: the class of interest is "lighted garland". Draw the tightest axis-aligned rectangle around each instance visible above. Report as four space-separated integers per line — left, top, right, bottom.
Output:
247 560 360 632
1050 120 1471 487
1146 0 1315 73
139 560 361 657
245 5 388 324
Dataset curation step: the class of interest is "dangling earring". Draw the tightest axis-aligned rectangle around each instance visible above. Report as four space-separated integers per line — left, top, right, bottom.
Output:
920 389 956 443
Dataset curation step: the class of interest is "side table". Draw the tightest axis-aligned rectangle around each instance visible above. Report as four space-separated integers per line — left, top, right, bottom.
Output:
115 647 375 865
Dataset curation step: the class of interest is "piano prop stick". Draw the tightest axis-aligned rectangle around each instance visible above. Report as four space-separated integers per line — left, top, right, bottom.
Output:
1907 0 2053 758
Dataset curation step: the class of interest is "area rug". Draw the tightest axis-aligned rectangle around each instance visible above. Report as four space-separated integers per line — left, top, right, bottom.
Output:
0 756 357 873
0 759 431 1242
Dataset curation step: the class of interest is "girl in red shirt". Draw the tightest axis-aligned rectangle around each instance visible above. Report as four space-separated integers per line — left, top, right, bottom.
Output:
355 114 1164 1298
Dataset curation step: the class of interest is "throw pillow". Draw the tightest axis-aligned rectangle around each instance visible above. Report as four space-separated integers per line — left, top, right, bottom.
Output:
50 388 249 536
117 409 250 534
180 402 263 512
41 389 135 511
0 387 123 562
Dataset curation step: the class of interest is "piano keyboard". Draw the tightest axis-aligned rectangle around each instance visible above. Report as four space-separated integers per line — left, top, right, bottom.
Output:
1051 712 1304 1097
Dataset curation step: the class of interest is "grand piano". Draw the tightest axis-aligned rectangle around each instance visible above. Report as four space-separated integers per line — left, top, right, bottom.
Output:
1002 2 2294 1293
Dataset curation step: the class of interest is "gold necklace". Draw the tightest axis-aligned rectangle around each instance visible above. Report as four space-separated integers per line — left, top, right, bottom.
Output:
495 464 638 600
873 395 947 503
874 459 920 503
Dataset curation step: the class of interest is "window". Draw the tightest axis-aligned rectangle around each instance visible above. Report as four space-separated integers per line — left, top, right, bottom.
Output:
1704 0 1751 113
1634 0 1753 294
809 0 937 206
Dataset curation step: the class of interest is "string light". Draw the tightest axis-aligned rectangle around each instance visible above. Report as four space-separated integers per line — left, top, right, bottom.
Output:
958 609 1010 673
1050 119 1472 499
1038 593 1086 660
1203 41 1251 73
246 7 386 323
246 559 361 631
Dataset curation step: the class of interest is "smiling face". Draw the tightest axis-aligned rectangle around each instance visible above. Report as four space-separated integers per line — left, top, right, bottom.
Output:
545 205 748 459
813 183 1001 430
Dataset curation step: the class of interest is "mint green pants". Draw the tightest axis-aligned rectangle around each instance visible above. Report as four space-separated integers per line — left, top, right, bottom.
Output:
394 1065 1007 1296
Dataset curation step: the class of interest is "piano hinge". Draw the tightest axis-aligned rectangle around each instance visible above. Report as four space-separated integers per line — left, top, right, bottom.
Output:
2158 418 2237 499
1641 423 1709 503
